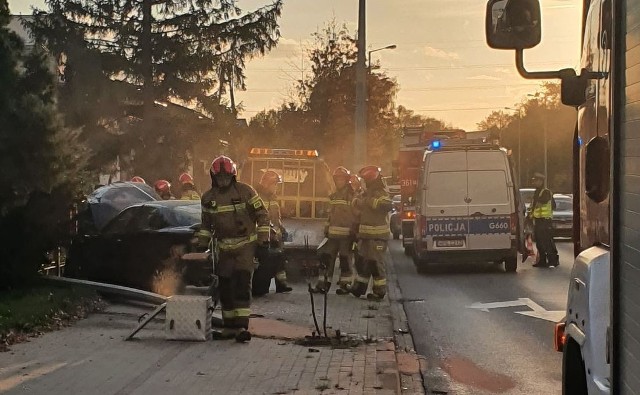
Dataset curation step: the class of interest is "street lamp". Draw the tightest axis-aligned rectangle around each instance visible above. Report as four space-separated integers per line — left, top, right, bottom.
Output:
504 106 523 186
368 45 397 69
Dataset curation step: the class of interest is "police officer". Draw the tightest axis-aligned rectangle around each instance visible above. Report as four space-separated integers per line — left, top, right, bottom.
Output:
195 156 270 342
253 170 292 295
179 172 201 200
350 166 393 301
315 167 357 295
529 172 559 267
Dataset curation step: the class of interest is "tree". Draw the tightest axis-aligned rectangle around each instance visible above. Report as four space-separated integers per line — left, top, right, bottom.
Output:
299 22 399 169
30 0 283 181
478 82 576 192
0 0 88 288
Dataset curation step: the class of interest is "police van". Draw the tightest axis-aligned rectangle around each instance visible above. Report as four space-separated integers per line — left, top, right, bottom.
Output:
412 139 524 272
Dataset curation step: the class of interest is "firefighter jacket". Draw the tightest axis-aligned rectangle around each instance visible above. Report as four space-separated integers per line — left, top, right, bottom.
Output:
181 189 201 201
326 186 356 239
196 181 270 251
532 187 553 219
356 187 392 240
256 186 285 244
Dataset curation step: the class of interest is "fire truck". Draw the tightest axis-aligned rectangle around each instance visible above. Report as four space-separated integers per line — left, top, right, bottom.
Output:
237 148 333 278
394 127 466 255
485 0 638 392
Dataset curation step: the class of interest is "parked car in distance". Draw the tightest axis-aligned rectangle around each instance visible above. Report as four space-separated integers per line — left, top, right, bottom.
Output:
66 200 211 295
389 194 402 239
552 194 573 238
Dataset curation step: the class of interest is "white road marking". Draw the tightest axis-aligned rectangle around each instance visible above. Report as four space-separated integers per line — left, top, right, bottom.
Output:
466 298 565 323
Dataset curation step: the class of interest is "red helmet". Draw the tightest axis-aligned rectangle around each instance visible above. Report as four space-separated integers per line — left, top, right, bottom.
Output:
260 170 282 188
358 166 382 182
210 156 237 177
131 176 146 184
333 166 351 181
179 172 194 185
154 180 171 194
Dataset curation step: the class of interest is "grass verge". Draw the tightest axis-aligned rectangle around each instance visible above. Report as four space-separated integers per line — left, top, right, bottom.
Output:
0 284 103 351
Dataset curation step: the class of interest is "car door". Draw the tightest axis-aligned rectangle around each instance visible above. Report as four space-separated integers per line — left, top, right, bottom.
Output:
466 151 512 250
424 151 470 250
92 207 140 284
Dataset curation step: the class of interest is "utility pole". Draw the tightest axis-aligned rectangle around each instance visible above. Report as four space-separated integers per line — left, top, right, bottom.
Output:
141 0 154 122
354 0 367 170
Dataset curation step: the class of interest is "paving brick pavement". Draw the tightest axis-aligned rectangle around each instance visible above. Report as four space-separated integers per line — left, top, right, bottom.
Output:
0 253 425 395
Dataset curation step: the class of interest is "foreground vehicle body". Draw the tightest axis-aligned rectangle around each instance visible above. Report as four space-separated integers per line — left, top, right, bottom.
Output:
485 0 639 391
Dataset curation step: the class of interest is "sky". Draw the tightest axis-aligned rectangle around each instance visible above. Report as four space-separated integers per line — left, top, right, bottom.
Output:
8 0 583 131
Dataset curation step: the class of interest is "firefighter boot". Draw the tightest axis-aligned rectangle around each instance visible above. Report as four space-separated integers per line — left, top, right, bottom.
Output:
211 328 237 340
235 329 252 343
275 279 293 293
350 281 367 298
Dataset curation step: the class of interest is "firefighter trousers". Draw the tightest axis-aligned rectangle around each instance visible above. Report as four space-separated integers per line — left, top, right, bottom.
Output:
351 239 387 297
317 237 353 288
217 244 255 329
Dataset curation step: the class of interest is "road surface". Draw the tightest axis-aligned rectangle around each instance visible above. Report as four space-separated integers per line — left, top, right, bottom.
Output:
390 240 574 395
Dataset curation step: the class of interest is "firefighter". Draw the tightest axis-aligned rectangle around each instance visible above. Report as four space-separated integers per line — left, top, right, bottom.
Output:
350 166 393 301
313 167 357 295
195 156 270 342
349 174 365 294
253 170 292 295
131 176 146 184
154 180 174 200
179 172 201 200
529 172 559 267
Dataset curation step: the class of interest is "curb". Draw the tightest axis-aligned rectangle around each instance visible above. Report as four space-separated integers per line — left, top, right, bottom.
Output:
386 249 427 394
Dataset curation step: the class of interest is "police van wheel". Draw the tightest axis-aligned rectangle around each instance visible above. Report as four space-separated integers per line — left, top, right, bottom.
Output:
504 257 517 273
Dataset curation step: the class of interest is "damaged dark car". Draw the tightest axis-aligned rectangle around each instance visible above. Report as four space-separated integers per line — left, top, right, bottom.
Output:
65 200 212 295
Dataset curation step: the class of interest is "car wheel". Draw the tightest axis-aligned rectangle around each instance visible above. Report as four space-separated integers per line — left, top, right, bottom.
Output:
563 339 588 395
393 232 400 240
504 256 517 273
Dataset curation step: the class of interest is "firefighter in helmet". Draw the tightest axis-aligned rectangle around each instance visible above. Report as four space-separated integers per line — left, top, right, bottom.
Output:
253 170 293 295
350 166 392 301
315 166 357 295
131 176 146 184
154 180 174 200
179 172 201 201
195 155 270 342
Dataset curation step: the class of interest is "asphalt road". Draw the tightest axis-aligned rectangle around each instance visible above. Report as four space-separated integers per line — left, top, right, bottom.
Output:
390 240 574 395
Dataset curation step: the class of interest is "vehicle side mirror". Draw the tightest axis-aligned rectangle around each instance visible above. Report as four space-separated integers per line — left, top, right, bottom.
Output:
486 0 542 50
561 69 588 106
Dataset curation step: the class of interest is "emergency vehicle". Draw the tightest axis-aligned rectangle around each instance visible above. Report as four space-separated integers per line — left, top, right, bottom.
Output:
412 138 524 273
485 0 639 392
238 148 333 277
393 127 467 255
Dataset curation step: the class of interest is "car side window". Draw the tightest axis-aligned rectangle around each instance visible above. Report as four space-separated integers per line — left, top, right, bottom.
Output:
128 207 168 231
102 208 138 235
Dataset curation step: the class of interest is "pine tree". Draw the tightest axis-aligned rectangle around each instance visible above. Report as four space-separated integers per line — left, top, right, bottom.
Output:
30 0 283 180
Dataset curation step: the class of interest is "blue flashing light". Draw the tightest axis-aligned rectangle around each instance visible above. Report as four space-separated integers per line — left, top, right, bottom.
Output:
577 136 583 147
431 140 442 149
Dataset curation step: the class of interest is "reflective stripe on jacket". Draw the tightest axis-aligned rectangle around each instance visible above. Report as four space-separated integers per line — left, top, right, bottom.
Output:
326 187 356 239
357 188 391 240
200 182 270 246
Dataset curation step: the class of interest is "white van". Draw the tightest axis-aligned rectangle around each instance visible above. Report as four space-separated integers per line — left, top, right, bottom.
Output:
412 140 524 272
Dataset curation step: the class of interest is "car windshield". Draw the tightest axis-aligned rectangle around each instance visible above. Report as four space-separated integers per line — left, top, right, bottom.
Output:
555 198 573 212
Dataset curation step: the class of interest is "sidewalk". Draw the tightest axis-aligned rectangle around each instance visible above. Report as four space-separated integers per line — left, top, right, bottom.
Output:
0 252 424 395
